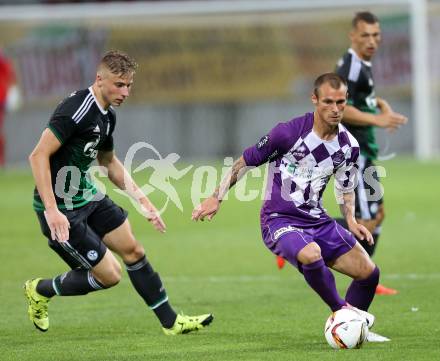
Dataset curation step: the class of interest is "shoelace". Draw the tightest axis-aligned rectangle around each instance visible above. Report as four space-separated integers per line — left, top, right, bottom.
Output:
31 297 48 318
179 316 200 330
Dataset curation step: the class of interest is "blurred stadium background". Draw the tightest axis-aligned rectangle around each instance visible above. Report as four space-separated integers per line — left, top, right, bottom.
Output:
0 0 439 165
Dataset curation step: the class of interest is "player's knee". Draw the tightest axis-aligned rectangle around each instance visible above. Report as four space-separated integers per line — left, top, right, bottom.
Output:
371 265 380 283
358 258 377 280
122 241 145 264
102 270 122 288
298 242 322 265
358 264 380 286
98 262 122 288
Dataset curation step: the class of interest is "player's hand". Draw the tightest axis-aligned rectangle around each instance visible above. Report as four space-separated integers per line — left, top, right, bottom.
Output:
140 203 166 233
348 222 374 246
376 112 408 132
192 197 220 221
44 208 70 243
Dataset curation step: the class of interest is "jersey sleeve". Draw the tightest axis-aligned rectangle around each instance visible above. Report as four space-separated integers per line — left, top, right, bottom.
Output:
46 92 85 144
334 146 360 193
100 135 114 152
243 122 293 167
47 115 77 144
100 134 114 152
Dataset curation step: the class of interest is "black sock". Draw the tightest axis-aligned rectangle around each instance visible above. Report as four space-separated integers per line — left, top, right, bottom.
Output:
36 279 57 298
125 255 177 328
36 269 105 297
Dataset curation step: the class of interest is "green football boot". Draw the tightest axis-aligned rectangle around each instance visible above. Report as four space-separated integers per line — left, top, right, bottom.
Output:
24 278 50 332
162 313 213 335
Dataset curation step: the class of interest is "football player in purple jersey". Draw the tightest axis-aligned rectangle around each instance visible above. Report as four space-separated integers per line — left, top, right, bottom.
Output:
193 73 389 341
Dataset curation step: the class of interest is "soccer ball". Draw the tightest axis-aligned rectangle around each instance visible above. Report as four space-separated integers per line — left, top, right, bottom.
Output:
324 308 369 349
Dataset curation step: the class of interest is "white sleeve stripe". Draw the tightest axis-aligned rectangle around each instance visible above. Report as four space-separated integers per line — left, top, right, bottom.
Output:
60 241 92 269
72 93 92 119
348 55 362 82
73 99 94 124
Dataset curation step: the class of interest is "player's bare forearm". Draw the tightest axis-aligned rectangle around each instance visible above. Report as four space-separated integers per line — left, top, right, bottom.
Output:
29 128 70 242
339 191 356 226
376 97 392 113
213 156 248 201
342 105 378 127
29 152 57 210
339 191 373 244
99 151 146 204
344 104 407 132
98 151 166 231
29 128 63 210
192 156 248 221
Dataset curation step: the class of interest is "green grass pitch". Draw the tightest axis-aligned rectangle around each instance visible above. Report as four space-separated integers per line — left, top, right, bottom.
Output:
1 157 439 360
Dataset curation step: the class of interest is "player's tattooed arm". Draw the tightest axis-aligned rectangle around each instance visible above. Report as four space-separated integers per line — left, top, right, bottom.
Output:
339 191 356 224
192 156 248 221
213 156 248 202
339 191 374 245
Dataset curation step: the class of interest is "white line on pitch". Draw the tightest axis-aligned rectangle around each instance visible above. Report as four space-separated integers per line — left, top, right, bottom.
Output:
163 273 440 283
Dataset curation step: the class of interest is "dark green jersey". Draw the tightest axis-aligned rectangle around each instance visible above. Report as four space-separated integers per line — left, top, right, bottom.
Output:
336 48 379 160
33 87 116 211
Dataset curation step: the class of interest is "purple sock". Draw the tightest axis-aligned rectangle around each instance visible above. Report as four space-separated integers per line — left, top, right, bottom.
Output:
345 266 380 311
302 258 346 312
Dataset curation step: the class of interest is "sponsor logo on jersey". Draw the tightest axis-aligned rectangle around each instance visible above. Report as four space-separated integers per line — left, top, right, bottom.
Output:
273 225 303 240
333 153 345 167
292 144 307 159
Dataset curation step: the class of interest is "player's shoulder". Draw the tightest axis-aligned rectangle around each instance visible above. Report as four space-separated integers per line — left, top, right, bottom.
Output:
271 113 313 146
336 50 352 70
336 50 352 64
285 112 314 134
338 124 360 151
52 88 92 120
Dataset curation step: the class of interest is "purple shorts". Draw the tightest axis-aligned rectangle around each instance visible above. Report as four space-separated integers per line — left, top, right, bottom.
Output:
261 216 356 270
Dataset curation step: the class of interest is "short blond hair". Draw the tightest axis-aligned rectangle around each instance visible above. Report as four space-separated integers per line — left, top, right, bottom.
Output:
99 50 138 75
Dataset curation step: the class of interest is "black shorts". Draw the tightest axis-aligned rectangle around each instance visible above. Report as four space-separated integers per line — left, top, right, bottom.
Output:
355 155 384 220
36 195 128 269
